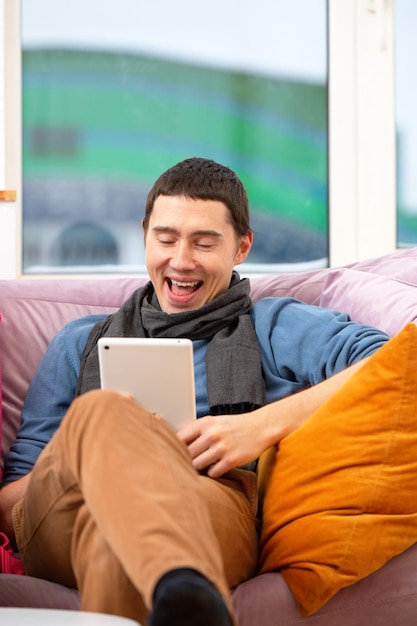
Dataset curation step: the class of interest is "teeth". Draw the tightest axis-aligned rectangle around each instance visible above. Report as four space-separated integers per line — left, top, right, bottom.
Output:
171 280 200 288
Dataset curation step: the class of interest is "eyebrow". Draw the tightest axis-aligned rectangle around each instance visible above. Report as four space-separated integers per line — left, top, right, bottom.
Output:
151 226 223 238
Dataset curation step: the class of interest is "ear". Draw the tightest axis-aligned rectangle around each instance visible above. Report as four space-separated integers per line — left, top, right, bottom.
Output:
141 219 147 246
234 231 253 265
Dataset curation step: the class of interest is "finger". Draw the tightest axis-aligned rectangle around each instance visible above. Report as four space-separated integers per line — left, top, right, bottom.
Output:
176 420 202 444
186 435 212 460
192 449 219 472
207 459 230 479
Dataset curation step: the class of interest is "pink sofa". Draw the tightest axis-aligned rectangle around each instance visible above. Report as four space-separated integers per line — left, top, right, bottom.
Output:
1 247 417 625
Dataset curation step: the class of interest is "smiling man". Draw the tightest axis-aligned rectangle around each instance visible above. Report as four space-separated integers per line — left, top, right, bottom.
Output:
144 196 251 313
143 170 253 314
0 158 389 626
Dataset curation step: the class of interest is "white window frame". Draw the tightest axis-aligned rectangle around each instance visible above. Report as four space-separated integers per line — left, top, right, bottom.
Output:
0 0 397 279
0 0 21 279
328 0 396 266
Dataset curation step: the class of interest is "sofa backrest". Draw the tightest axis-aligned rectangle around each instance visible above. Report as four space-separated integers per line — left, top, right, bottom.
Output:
1 246 417 469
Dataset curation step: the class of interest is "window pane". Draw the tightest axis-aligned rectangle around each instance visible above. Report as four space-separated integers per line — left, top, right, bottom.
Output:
395 0 417 247
22 0 328 274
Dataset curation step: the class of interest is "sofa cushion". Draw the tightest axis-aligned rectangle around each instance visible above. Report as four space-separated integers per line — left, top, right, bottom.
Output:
258 323 417 616
249 270 327 305
233 543 417 626
250 246 417 305
0 574 80 609
344 245 417 281
319 268 417 336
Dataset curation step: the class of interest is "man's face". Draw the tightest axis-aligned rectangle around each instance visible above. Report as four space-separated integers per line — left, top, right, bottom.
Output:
144 195 252 314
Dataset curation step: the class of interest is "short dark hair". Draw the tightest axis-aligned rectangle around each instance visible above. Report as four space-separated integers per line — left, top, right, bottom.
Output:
143 157 251 236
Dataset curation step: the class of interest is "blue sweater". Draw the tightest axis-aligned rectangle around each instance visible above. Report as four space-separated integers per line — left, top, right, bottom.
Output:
3 297 389 483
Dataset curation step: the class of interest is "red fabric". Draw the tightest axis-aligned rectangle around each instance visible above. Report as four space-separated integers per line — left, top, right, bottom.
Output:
0 531 25 574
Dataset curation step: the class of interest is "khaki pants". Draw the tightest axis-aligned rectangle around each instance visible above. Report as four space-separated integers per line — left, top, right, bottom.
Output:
13 390 259 625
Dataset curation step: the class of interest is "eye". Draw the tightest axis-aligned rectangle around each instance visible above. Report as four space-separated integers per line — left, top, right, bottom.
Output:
195 240 216 249
158 236 176 246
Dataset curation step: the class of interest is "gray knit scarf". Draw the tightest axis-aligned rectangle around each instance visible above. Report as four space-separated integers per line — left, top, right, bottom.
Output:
76 272 265 415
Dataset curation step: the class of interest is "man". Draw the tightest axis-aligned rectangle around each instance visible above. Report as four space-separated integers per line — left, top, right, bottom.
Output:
0 158 389 626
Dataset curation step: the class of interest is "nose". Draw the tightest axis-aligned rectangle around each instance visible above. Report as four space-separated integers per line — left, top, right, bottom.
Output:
170 241 196 271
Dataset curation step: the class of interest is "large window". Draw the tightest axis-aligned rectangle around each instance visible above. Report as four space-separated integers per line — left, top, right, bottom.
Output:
21 0 328 274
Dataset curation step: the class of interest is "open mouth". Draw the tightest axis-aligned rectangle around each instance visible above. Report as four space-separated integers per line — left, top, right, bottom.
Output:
167 278 203 296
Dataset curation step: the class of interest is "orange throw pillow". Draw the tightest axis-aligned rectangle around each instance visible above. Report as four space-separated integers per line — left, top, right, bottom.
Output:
258 323 417 616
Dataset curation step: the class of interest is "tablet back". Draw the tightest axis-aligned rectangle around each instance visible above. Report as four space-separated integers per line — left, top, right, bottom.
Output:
98 337 196 431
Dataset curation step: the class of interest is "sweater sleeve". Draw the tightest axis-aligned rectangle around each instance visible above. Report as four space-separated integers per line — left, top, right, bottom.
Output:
2 314 106 484
252 297 389 403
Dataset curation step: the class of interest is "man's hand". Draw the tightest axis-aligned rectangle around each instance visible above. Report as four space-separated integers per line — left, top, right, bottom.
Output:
177 412 269 478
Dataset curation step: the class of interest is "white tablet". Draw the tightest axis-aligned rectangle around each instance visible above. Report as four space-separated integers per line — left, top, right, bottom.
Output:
97 337 196 432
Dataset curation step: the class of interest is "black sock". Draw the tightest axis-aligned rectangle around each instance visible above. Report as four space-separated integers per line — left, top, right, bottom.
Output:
149 568 232 626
